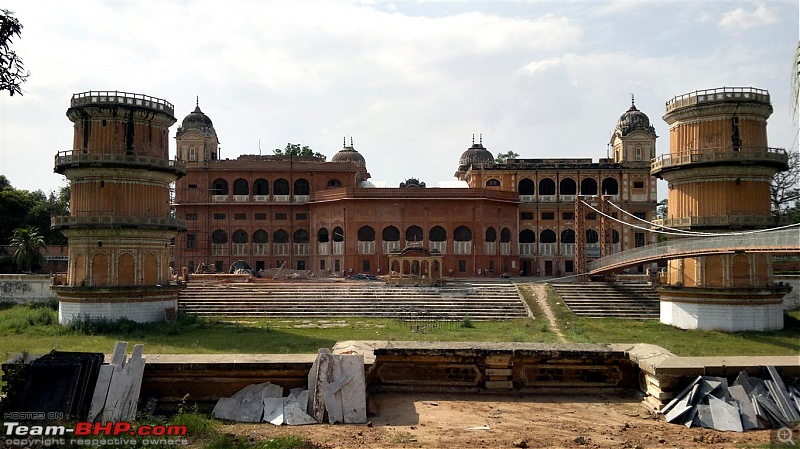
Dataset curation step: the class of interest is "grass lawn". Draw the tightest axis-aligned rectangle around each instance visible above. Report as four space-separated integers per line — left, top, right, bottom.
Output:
532 283 800 357
0 301 558 360
0 284 798 360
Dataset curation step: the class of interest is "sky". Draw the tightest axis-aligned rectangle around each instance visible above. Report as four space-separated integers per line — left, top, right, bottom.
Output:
0 0 797 198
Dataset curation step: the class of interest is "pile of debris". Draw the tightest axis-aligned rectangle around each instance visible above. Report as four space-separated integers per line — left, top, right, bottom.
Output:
0 341 146 422
661 366 800 431
212 349 366 425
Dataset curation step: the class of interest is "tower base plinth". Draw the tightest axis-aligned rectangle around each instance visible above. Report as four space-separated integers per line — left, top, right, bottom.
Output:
658 287 788 331
55 286 182 324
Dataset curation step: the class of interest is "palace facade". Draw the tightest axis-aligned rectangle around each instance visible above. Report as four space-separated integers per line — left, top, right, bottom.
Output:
173 100 658 278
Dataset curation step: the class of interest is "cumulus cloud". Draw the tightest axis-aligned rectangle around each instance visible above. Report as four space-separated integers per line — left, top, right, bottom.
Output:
719 1 776 29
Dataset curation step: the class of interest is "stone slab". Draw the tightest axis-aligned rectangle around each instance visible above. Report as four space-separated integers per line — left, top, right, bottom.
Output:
708 396 743 432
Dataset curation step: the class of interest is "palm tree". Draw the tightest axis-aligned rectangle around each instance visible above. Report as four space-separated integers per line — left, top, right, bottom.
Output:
10 226 45 272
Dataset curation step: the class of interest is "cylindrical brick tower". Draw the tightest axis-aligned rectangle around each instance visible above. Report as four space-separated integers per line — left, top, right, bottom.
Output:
652 86 790 331
52 90 186 324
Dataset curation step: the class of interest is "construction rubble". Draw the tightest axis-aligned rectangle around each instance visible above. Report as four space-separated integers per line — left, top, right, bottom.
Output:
212 349 367 425
661 366 800 432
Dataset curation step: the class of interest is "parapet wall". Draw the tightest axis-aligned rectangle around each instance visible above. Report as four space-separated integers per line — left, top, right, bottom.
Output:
0 275 56 303
368 342 639 392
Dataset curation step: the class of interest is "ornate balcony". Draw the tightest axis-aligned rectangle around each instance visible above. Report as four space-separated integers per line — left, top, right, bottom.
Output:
71 90 174 116
54 150 186 176
665 86 770 114
51 214 185 231
651 146 788 176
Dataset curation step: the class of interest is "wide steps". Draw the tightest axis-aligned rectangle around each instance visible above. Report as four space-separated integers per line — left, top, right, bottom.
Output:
551 282 660 319
177 281 527 320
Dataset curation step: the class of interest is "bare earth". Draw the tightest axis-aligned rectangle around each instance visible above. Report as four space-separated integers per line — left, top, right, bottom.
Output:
225 391 773 448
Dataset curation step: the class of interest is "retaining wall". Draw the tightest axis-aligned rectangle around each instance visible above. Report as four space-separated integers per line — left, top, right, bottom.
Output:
0 274 56 303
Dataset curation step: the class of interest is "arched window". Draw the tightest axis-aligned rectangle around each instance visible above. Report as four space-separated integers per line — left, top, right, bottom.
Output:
294 178 310 195
580 178 598 195
211 230 228 244
273 229 289 243
486 179 501 187
406 225 423 242
518 178 535 195
327 179 342 187
253 230 269 243
274 178 290 195
382 226 400 241
500 228 511 242
429 226 447 242
211 178 228 195
293 229 310 243
485 227 497 242
454 226 472 241
540 229 557 244
586 229 599 244
560 229 575 243
233 178 249 195
358 226 375 241
538 178 555 195
612 229 620 244
519 229 536 243
317 228 329 243
601 177 619 195
559 178 576 195
332 227 344 242
253 179 269 195
232 229 248 243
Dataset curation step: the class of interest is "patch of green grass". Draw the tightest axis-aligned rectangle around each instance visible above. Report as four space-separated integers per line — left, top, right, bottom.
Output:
543 284 800 356
0 303 559 360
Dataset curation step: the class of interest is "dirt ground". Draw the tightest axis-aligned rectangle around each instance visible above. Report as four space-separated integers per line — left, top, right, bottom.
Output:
226 391 776 449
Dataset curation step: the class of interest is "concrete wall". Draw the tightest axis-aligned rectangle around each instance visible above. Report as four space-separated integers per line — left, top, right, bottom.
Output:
775 275 800 311
0 274 56 303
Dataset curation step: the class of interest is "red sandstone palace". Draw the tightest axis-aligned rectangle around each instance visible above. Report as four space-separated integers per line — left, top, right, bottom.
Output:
173 100 658 278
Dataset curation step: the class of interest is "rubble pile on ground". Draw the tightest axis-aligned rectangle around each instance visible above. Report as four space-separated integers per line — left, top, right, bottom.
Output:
661 366 800 432
212 349 367 426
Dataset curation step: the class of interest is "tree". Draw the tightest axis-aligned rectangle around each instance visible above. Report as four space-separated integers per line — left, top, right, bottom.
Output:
10 226 45 272
656 198 668 219
274 143 326 160
495 151 519 164
0 9 29 96
771 151 800 221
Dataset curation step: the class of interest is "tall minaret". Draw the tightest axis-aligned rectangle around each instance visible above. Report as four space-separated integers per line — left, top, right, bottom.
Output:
652 86 790 331
52 90 186 323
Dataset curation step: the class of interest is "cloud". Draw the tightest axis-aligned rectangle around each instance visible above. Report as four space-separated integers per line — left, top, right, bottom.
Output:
719 2 776 29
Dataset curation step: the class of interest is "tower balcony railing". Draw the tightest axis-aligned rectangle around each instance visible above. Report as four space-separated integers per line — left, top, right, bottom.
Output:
651 146 787 173
653 215 789 228
665 86 770 113
71 90 175 116
51 214 185 230
54 150 186 175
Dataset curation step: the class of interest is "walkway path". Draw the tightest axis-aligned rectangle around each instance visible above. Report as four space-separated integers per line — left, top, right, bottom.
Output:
525 283 567 343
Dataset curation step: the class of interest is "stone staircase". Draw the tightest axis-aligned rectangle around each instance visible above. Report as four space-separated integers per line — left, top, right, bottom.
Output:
177 280 528 321
550 282 660 319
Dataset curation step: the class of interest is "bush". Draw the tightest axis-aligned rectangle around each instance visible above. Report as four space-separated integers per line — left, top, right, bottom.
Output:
460 315 475 329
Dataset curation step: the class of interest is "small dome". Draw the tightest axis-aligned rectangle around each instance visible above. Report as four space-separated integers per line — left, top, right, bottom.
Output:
616 100 655 137
459 142 494 168
332 138 366 167
180 104 213 131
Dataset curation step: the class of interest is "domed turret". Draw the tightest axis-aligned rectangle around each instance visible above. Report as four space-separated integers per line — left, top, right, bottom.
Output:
176 97 215 138
458 134 494 168
332 137 366 167
616 99 656 137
